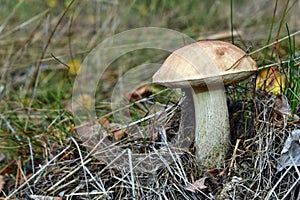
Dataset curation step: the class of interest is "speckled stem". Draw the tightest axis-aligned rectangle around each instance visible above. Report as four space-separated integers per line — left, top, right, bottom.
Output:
191 85 230 168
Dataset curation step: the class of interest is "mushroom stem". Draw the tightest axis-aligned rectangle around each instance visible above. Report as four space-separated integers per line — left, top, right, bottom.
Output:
192 85 230 167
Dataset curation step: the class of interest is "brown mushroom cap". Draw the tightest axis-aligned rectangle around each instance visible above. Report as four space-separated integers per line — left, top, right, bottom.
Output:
153 40 257 88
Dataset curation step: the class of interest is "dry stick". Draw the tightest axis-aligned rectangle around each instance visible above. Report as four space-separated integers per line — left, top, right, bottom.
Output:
97 150 127 175
257 57 300 70
264 0 278 55
263 165 293 200
47 157 93 192
18 159 34 195
248 29 300 57
70 137 90 198
27 137 35 174
5 145 71 199
270 0 290 57
282 177 300 199
81 164 107 194
228 139 241 177
50 178 78 195
128 149 136 200
68 137 108 195
281 154 300 199
65 191 108 197
0 114 21 142
15 160 21 191
25 0 75 130
252 71 260 155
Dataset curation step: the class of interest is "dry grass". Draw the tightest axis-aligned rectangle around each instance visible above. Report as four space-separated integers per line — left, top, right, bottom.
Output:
2 87 300 199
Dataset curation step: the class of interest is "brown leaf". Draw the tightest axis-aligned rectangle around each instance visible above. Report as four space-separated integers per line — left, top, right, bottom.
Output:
98 117 110 126
113 130 125 140
0 175 4 192
185 177 208 192
127 85 150 101
99 118 126 141
207 168 222 177
274 94 292 117
274 94 299 120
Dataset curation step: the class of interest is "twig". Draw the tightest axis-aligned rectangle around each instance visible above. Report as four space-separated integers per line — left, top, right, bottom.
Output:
0 114 21 142
228 139 241 176
281 154 300 199
27 137 35 174
249 30 300 56
47 158 92 192
264 165 292 200
70 137 90 198
270 0 290 57
128 149 136 199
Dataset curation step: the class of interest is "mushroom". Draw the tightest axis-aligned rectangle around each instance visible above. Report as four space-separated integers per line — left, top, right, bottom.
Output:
152 40 257 167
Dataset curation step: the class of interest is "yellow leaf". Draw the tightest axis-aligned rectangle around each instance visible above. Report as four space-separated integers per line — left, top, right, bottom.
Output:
67 59 81 75
22 98 31 106
256 67 285 94
46 0 57 8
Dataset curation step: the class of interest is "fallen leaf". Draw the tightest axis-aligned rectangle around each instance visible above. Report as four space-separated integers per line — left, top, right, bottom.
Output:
98 118 126 141
274 94 299 120
277 129 300 171
274 94 292 117
207 168 221 177
98 117 110 126
0 175 4 192
112 130 125 140
67 58 81 75
126 85 150 101
256 67 285 94
185 177 208 192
